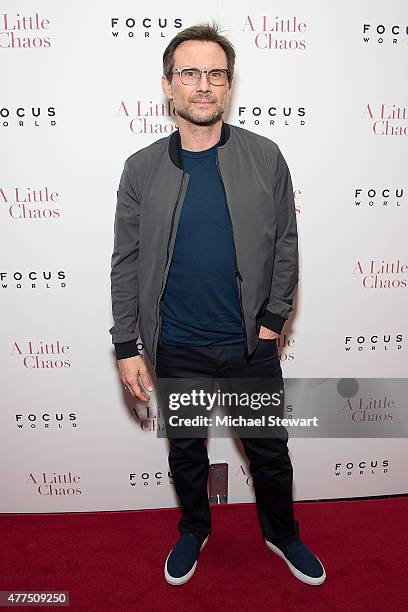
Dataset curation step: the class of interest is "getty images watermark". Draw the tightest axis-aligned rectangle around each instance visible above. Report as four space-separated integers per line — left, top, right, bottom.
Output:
155 377 319 439
154 378 408 439
166 388 318 430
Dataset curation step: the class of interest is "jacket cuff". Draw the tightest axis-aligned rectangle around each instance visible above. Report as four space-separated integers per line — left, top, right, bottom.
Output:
258 310 286 334
114 340 141 360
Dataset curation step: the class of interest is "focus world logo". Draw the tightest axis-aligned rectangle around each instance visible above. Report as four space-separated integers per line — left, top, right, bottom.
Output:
334 459 389 477
344 334 404 353
129 470 173 487
15 411 78 430
1 270 67 290
362 22 408 45
110 16 182 39
353 187 404 209
235 103 306 129
0 105 56 128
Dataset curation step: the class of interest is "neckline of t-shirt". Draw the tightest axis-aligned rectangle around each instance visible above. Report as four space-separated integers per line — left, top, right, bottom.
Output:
182 141 219 159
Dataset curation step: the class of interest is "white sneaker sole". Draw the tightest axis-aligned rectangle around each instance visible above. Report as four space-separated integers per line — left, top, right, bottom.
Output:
164 535 209 586
265 539 326 586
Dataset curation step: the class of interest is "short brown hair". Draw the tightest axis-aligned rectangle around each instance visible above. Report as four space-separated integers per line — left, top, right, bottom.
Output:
163 21 235 83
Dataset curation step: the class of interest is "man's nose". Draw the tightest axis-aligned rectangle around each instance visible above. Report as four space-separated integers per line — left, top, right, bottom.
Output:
196 71 211 91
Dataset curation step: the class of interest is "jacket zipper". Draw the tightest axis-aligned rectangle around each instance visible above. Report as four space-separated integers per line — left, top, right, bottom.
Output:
215 153 249 356
152 172 186 364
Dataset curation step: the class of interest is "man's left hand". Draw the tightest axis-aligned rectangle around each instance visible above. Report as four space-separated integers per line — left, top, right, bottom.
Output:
258 325 280 340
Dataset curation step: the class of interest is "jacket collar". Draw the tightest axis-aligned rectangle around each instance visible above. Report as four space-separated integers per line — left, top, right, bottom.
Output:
169 120 231 169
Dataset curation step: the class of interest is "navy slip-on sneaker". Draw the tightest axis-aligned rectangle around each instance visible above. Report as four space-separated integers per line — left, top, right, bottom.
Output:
265 537 326 585
164 533 209 586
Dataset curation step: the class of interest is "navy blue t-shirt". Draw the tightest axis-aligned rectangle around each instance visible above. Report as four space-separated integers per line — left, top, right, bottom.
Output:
159 142 245 346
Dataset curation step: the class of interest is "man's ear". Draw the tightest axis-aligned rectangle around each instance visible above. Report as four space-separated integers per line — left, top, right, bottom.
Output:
162 75 173 100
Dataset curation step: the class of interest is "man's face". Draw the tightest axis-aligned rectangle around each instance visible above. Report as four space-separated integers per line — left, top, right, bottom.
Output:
162 40 233 126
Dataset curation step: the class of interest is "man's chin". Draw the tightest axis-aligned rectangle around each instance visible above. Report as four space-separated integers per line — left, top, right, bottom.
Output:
176 108 224 126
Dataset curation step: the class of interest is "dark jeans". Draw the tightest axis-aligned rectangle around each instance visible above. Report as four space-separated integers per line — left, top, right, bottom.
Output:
155 339 300 546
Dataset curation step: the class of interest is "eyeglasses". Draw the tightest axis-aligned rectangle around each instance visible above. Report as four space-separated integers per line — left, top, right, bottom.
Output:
171 67 231 86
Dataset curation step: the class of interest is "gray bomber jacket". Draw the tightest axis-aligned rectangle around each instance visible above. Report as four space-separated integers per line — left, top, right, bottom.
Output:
109 121 299 371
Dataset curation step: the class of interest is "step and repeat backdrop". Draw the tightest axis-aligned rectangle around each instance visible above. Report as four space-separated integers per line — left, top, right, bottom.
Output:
1 1 407 513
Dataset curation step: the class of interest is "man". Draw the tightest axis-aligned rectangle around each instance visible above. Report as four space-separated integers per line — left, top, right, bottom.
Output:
109 23 326 586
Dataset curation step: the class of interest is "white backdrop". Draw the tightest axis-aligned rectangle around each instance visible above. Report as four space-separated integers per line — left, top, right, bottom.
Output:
1 1 407 512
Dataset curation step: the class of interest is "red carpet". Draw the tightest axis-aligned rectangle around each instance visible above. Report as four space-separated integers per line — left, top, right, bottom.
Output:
1 497 407 611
